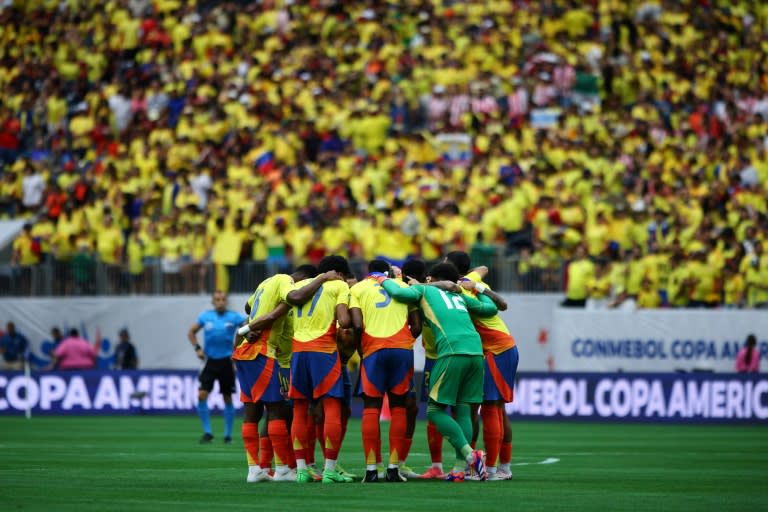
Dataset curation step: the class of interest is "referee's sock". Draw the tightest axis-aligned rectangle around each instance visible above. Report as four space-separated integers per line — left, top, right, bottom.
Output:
224 403 235 438
197 400 212 434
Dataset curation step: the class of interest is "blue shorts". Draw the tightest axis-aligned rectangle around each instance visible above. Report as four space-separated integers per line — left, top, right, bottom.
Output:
483 346 519 403
289 351 344 400
235 355 285 404
421 357 435 402
358 348 414 398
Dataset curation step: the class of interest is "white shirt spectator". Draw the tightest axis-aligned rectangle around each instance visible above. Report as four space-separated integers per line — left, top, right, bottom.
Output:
190 171 212 210
22 172 45 209
108 92 133 132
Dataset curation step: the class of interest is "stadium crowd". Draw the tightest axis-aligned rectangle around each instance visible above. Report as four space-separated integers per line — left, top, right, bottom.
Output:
1 0 767 307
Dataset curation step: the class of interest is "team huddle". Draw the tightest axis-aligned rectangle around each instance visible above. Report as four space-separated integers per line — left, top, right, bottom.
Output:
195 251 519 483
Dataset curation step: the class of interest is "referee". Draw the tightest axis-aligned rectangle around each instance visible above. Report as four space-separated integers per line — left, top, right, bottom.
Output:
187 290 246 444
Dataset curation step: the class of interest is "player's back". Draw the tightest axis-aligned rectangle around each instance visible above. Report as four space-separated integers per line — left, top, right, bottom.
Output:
462 272 516 355
416 285 483 358
350 278 415 357
291 277 350 353
234 274 293 360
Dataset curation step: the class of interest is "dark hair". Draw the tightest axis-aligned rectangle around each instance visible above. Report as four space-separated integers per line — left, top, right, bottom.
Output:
293 264 319 280
745 334 757 365
402 259 427 283
367 259 390 274
318 255 350 275
445 251 471 275
68 328 79 337
428 262 460 283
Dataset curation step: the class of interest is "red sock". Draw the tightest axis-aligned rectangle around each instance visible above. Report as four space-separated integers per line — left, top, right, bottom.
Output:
401 437 413 463
362 407 380 466
291 399 309 463
242 422 259 466
500 441 512 465
305 419 315 465
481 405 502 467
322 398 343 461
314 422 324 464
500 413 512 465
376 422 382 464
268 419 295 468
427 421 442 463
341 410 349 443
259 434 274 469
389 406 407 465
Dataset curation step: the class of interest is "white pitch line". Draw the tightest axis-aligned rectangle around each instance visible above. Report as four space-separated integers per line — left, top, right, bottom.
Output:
511 457 560 466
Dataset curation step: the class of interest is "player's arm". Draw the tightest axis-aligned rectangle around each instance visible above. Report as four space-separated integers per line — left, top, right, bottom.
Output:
460 280 508 311
337 325 358 358
464 290 499 318
469 266 489 279
336 303 351 329
426 280 462 293
236 302 292 340
286 270 341 305
187 322 205 360
408 309 422 338
350 307 364 332
380 278 422 303
244 301 252 315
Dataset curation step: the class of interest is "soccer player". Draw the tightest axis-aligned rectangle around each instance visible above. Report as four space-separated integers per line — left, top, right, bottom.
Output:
187 291 246 444
350 259 421 483
378 262 498 481
398 259 446 480
233 264 319 483
286 255 354 484
447 251 519 481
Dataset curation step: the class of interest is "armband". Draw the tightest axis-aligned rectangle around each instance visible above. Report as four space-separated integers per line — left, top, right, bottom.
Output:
194 344 202 351
368 272 388 285
474 283 487 294
237 324 251 336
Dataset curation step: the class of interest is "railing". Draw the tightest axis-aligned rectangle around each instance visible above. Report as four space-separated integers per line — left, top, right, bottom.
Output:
0 252 566 297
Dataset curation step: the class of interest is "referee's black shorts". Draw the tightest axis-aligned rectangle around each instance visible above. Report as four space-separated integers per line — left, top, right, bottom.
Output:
199 357 236 394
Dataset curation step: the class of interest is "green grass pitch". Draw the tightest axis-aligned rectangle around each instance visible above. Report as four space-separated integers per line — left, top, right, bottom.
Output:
0 416 765 511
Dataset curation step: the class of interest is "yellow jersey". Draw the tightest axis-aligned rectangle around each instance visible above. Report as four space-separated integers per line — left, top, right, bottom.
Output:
290 278 349 354
349 277 415 358
234 274 294 367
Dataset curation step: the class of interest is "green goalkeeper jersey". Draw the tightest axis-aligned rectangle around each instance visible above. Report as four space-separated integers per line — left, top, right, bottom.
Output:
381 280 497 358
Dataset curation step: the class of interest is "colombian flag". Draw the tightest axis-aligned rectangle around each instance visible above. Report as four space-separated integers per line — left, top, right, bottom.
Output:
254 151 275 174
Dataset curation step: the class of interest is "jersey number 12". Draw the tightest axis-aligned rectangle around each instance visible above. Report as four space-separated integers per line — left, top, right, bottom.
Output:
438 289 467 311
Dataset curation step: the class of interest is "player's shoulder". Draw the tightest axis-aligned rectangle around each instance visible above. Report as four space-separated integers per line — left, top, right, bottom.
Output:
266 273 293 289
352 278 380 291
388 278 414 290
326 279 350 292
293 277 312 288
464 271 490 288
